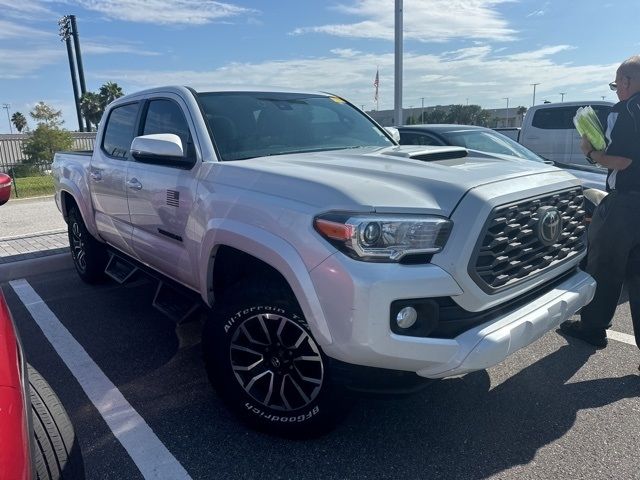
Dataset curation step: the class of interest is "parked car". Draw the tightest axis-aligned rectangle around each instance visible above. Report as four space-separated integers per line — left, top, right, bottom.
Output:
0 173 11 206
519 101 613 166
53 86 595 437
396 124 606 191
0 288 84 480
0 184 83 479
493 127 520 142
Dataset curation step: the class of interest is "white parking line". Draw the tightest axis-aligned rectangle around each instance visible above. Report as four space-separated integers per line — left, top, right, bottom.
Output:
10 279 192 480
607 329 637 347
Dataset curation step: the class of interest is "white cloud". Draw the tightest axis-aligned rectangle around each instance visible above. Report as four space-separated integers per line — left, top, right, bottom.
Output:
292 0 517 42
0 19 53 39
83 41 160 56
72 0 255 25
92 45 617 111
0 48 62 78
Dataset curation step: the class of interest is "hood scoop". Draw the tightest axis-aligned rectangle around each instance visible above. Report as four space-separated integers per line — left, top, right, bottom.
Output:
382 146 468 162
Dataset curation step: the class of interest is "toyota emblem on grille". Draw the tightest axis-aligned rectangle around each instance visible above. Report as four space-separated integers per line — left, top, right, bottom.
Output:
536 206 562 246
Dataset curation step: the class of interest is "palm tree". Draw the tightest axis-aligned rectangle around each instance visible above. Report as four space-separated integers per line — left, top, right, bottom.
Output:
99 82 124 108
11 112 27 132
80 92 103 131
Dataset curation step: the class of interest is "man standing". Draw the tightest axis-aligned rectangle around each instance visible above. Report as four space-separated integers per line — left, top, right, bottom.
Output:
560 55 640 366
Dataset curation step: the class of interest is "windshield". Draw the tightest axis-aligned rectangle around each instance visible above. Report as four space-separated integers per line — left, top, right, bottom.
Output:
441 129 545 163
197 92 393 160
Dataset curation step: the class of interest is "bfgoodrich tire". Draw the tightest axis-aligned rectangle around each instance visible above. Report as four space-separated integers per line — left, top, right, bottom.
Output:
29 365 84 480
203 282 348 438
67 207 107 284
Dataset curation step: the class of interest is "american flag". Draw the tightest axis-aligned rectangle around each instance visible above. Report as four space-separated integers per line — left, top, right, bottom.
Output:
373 68 379 101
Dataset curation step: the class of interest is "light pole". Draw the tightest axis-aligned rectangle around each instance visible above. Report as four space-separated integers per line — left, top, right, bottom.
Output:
59 16 84 131
394 0 403 125
531 83 540 106
503 97 509 127
2 104 12 134
560 92 566 102
420 97 424 124
601 96 606 101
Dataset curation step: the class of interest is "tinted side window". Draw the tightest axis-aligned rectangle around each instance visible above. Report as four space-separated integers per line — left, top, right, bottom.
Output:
399 131 442 146
531 105 611 130
142 99 191 152
102 103 139 158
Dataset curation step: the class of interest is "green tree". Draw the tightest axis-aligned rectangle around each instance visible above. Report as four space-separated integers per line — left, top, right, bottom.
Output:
445 104 494 127
421 108 448 124
80 92 103 130
99 81 124 106
20 102 73 174
30 101 64 128
81 81 125 131
11 111 27 132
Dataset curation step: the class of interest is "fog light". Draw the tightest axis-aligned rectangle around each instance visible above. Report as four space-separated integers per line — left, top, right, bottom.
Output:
396 306 418 329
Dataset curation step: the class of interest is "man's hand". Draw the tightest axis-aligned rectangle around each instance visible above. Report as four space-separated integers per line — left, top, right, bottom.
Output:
580 135 595 155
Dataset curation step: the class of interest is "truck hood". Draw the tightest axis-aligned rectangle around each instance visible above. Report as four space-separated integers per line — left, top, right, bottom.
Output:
212 146 563 216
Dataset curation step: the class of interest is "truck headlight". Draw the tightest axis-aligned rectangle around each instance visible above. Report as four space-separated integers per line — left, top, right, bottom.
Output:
314 213 452 262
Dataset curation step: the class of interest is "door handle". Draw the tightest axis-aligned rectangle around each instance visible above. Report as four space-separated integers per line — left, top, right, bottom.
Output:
90 171 102 181
127 178 142 191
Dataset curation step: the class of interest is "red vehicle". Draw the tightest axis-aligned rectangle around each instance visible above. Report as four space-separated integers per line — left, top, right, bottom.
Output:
0 173 11 206
0 289 84 479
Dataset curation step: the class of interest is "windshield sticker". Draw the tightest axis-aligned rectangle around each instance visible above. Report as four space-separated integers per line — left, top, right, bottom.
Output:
329 96 346 104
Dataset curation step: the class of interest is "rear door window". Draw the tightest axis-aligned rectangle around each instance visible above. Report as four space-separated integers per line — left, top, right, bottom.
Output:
101 103 140 159
532 105 611 130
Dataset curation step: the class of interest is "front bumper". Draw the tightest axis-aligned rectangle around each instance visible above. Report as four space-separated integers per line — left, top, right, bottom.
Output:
310 253 595 379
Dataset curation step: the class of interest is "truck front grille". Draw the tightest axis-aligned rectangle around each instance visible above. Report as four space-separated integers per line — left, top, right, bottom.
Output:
470 188 586 293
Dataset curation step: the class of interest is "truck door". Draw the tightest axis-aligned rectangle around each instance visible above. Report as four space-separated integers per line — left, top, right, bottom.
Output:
89 101 140 257
126 95 200 288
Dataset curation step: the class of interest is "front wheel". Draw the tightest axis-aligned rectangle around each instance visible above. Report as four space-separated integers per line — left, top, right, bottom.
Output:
202 282 348 437
67 207 107 284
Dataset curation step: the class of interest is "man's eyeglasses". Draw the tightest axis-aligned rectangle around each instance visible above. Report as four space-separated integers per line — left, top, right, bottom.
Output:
609 81 617 91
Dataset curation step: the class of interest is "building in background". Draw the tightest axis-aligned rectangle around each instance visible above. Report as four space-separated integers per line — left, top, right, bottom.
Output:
366 106 525 128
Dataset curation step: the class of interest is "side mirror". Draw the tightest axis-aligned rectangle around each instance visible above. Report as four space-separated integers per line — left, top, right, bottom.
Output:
384 127 401 143
130 134 185 163
0 173 12 206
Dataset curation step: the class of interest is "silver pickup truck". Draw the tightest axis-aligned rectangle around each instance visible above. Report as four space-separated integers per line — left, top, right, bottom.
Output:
53 86 595 436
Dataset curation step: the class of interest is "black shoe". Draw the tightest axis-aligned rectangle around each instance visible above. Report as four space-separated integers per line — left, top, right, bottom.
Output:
558 320 608 349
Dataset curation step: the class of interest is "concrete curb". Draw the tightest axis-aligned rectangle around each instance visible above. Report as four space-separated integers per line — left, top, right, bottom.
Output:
0 252 74 283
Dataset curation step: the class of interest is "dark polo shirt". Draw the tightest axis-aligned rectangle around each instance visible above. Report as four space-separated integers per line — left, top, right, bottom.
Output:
605 91 640 192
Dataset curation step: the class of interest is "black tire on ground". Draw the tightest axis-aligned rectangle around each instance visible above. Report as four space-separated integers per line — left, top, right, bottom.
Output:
29 365 84 480
202 280 349 438
67 206 108 284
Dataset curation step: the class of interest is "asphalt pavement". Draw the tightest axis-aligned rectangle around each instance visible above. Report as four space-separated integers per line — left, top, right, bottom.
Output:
1 195 638 479
2 265 639 480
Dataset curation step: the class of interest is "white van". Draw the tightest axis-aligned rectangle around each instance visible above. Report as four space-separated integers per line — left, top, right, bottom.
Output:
520 101 613 166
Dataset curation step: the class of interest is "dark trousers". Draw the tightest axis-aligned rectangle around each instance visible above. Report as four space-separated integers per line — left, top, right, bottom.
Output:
581 191 640 349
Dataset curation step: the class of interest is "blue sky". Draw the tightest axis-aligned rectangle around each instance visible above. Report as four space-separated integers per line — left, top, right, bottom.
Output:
1 0 638 132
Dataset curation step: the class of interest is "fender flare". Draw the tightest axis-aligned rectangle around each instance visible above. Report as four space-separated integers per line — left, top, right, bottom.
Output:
57 180 102 241
199 219 333 346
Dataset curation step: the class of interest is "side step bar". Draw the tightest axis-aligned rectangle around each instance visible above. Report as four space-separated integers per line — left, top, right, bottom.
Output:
104 249 202 324
152 282 201 324
104 253 138 284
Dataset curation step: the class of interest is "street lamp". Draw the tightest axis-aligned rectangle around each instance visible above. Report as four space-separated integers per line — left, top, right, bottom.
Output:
503 97 509 127
531 83 540 106
601 96 606 101
2 104 12 134
560 92 566 102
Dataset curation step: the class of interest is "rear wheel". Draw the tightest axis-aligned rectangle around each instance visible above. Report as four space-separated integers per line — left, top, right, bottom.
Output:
67 207 107 284
203 281 349 437
29 365 84 480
